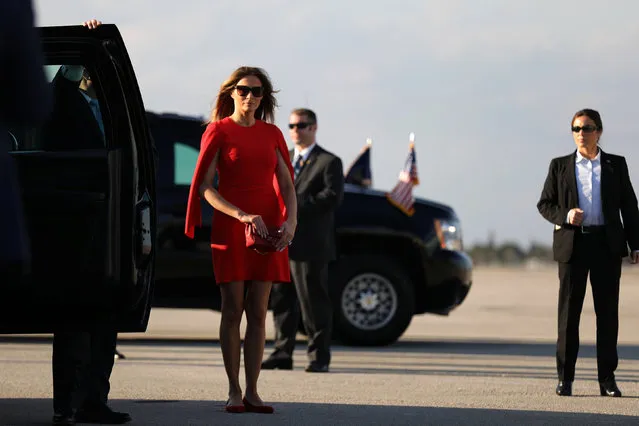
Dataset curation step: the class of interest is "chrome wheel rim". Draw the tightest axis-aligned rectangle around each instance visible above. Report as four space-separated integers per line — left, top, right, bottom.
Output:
341 273 398 331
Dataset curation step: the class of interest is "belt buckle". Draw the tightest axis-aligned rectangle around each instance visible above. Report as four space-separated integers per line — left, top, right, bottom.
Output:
580 225 590 234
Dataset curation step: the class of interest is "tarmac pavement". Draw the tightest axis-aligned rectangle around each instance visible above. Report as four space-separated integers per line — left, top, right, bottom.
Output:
2 265 639 425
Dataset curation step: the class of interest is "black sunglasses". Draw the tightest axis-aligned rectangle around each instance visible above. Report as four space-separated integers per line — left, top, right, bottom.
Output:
235 85 264 97
572 125 598 133
288 122 312 129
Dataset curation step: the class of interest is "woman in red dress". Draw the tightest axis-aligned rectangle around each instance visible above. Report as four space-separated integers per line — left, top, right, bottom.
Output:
184 66 297 414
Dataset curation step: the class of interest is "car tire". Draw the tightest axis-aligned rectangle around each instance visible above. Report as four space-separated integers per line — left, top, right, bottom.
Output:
330 255 414 346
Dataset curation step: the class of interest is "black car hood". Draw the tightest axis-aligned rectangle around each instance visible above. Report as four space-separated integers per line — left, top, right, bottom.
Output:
344 183 456 219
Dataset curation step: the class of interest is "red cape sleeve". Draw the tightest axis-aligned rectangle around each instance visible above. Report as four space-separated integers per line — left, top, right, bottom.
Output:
273 125 294 221
184 122 225 239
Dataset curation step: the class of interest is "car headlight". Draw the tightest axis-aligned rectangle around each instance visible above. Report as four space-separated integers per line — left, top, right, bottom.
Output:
434 219 463 251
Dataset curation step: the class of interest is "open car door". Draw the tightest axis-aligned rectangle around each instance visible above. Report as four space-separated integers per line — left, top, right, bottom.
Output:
0 24 156 334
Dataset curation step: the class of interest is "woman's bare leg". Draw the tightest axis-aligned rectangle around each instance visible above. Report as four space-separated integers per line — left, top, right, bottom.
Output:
243 280 272 404
219 281 245 405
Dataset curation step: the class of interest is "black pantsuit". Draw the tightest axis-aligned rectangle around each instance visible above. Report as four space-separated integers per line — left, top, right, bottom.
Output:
556 231 621 382
52 330 117 414
538 149 639 385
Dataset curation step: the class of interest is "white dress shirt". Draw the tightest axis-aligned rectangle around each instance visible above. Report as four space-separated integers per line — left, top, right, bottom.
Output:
568 149 638 257
293 142 316 164
575 149 603 226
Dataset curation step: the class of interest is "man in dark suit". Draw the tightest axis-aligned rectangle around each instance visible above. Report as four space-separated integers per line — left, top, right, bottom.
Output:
262 108 344 373
43 63 105 151
45 19 131 426
537 108 639 398
0 0 52 282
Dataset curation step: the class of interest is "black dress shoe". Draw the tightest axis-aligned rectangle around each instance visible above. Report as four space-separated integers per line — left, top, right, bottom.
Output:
305 362 329 373
556 381 572 396
52 412 76 426
599 380 622 397
75 405 131 424
261 357 293 370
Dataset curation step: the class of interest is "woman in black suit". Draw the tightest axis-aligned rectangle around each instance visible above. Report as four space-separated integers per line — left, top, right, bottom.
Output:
537 108 639 397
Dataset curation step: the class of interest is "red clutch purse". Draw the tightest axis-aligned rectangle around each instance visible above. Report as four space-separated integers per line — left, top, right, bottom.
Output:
245 224 281 254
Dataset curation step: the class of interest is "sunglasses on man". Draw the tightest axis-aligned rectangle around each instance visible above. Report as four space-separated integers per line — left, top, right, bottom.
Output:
571 125 598 133
288 122 313 130
235 85 264 98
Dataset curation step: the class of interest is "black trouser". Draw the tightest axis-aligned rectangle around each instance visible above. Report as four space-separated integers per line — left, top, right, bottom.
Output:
556 231 622 382
52 330 117 414
270 260 332 365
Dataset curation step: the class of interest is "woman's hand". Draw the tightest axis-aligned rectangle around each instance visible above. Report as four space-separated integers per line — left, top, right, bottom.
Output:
567 208 584 225
276 219 296 251
238 213 267 237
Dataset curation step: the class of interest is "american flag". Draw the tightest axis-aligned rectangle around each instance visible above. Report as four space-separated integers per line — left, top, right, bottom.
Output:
386 139 419 216
344 138 372 188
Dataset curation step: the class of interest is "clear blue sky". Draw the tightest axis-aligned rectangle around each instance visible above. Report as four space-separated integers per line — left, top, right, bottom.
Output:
33 0 639 247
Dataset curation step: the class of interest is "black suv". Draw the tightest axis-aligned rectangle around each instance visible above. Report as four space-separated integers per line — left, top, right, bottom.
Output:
2 24 157 334
149 111 473 346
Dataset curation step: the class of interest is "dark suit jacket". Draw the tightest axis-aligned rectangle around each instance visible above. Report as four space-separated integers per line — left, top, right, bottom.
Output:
41 69 104 151
1 0 52 267
537 149 639 262
0 0 52 130
289 145 344 263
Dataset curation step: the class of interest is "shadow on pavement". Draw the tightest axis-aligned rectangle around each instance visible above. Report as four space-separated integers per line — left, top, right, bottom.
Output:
4 337 639 384
380 340 639 360
4 335 639 360
1 398 638 426
5 357 637 385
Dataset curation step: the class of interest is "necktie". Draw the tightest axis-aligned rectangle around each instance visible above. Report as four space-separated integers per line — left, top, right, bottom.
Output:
293 154 304 178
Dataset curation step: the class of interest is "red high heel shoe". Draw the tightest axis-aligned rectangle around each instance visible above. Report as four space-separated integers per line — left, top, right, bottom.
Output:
225 399 246 413
242 397 274 414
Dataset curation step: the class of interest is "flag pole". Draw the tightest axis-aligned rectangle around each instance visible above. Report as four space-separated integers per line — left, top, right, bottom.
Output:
365 137 372 187
385 132 419 216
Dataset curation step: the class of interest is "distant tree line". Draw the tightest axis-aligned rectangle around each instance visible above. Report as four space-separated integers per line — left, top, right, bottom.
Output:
466 241 553 266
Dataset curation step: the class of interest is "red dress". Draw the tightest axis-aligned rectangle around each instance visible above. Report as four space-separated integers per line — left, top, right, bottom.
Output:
184 117 294 284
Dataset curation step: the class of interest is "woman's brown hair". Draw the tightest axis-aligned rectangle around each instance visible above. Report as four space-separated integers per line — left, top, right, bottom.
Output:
208 66 278 124
571 108 603 132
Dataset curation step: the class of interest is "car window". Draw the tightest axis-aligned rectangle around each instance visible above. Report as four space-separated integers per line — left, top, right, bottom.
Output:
174 142 198 186
9 63 109 152
44 64 61 81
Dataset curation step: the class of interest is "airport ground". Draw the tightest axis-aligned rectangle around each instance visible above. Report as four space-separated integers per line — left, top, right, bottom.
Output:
2 265 639 425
